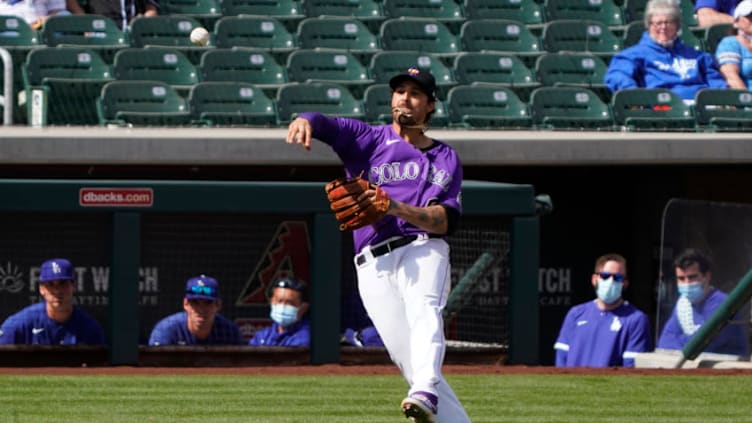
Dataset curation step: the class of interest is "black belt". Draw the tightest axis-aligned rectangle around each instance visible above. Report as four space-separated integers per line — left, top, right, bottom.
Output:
356 235 439 266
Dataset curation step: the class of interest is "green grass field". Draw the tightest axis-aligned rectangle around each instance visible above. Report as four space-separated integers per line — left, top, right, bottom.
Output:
1 373 750 422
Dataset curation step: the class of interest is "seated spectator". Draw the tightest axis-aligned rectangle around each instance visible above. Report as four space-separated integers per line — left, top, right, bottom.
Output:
0 0 69 30
658 248 750 356
66 0 158 30
715 0 752 88
249 277 310 347
0 258 105 345
605 0 727 103
696 0 739 28
149 275 243 345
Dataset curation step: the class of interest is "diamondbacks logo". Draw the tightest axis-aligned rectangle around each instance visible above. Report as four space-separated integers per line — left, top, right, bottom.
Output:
235 221 311 306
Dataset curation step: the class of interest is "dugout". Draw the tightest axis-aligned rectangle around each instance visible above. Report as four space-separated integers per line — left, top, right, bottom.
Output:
0 179 543 366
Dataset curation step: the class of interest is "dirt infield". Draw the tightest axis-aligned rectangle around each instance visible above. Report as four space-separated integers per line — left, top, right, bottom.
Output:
2 364 752 376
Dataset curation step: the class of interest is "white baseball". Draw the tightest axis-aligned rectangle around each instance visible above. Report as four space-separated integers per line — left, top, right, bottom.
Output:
190 27 210 46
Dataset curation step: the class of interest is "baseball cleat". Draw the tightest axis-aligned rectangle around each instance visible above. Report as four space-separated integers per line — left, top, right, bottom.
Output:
400 391 437 423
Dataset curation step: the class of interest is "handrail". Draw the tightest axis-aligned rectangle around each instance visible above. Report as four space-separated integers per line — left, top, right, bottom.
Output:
0 47 12 125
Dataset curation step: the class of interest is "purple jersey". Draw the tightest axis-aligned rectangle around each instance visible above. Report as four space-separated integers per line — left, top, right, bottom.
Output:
148 311 243 346
299 112 463 253
248 319 310 347
0 302 105 345
554 300 652 367
658 288 749 355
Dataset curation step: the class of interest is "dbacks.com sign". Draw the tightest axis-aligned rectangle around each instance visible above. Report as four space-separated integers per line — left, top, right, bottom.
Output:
79 188 154 207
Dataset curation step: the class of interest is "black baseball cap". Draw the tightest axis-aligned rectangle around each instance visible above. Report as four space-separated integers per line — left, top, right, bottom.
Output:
389 66 436 101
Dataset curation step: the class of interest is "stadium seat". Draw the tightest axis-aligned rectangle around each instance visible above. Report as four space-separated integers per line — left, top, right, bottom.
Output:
463 0 543 26
0 16 40 124
681 0 698 28
97 80 192 126
529 86 614 130
113 48 199 96
362 83 448 127
296 17 380 64
39 15 127 64
541 20 623 60
446 84 531 128
199 49 287 96
275 82 364 124
453 52 540 101
379 18 460 59
623 21 704 51
622 0 646 24
611 88 695 131
188 81 276 126
22 47 113 125
534 53 610 102
544 0 624 27
459 19 542 69
159 0 221 31
383 0 465 33
213 16 296 66
704 23 734 54
286 49 372 98
694 89 752 131
218 0 304 32
303 0 385 33
128 16 211 65
368 51 456 99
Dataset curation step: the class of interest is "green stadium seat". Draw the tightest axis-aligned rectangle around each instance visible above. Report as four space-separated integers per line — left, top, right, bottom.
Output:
453 52 540 102
286 49 372 98
0 16 40 124
302 0 385 33
218 0 304 33
362 83 448 127
534 53 610 102
368 51 456 99
530 86 614 130
97 80 192 126
463 0 543 26
213 15 296 63
296 17 380 64
694 89 752 131
542 19 623 60
704 23 734 54
383 0 465 33
22 47 113 125
459 19 542 68
159 0 221 31
544 0 625 27
681 0 698 28
379 18 460 59
199 48 287 96
113 48 199 96
446 84 532 128
622 0 646 24
39 15 127 64
188 81 276 126
623 21 704 51
128 16 211 65
612 88 695 131
276 82 363 124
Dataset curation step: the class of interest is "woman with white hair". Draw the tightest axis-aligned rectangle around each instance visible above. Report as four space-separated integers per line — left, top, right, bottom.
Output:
715 0 752 88
605 0 727 102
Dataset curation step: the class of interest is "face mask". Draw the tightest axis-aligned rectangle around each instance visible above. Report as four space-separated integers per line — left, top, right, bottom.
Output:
596 278 623 304
678 281 705 303
270 303 299 327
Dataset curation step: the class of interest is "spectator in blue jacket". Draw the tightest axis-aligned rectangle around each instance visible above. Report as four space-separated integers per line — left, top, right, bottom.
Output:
605 0 727 103
249 277 310 347
715 0 752 89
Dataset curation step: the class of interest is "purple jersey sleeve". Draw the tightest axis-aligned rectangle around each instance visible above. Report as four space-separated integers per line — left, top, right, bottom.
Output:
298 112 463 252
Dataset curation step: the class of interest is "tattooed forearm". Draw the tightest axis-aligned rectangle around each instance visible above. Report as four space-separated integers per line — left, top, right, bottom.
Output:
388 201 448 234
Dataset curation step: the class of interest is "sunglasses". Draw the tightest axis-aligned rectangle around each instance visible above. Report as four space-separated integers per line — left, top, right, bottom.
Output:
274 278 306 291
597 272 625 282
186 285 216 296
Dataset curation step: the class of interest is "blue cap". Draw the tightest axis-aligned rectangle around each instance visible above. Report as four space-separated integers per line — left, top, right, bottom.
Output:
185 275 219 301
39 258 75 283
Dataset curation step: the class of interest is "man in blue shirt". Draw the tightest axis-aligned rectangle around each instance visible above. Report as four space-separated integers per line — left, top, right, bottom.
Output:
658 248 749 356
149 275 243 346
0 258 105 345
249 277 310 347
554 254 653 367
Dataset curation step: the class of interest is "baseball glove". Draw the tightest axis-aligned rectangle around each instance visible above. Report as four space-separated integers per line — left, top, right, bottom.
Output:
325 176 390 231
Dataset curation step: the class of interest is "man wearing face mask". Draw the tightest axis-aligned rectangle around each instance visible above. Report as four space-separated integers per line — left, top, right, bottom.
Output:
657 249 750 356
554 254 652 367
249 277 310 347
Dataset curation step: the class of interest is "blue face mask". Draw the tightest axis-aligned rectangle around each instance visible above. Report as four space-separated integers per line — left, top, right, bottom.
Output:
596 278 623 305
270 303 299 327
678 281 705 303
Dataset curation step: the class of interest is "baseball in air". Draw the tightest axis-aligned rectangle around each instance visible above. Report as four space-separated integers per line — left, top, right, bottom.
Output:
190 27 210 46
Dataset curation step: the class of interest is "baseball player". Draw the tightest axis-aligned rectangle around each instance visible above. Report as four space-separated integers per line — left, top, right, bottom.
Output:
285 67 470 423
148 275 243 346
0 258 105 345
554 254 653 367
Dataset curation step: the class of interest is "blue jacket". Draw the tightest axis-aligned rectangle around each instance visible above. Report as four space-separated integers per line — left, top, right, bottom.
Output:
249 319 310 347
0 302 105 345
605 32 727 100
